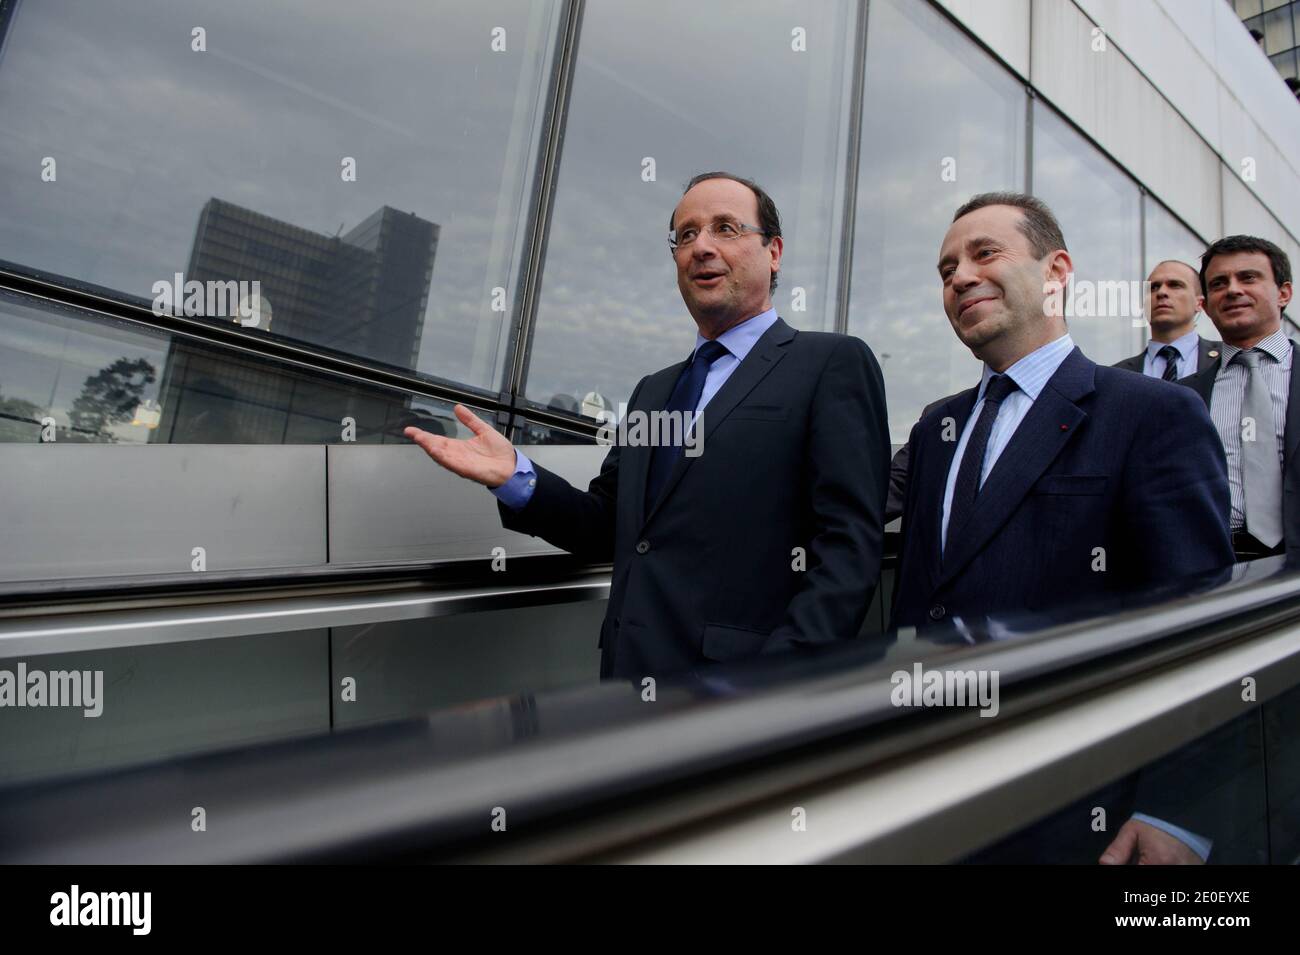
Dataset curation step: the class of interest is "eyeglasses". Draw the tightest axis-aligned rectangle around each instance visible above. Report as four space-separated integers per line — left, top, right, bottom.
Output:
668 219 766 253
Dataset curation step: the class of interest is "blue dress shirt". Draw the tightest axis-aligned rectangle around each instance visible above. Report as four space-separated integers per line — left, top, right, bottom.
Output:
1141 328 1200 380
492 307 781 509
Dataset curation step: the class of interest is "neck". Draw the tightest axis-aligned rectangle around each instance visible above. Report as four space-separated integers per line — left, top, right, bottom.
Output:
694 303 771 341
1223 319 1282 352
979 327 1065 374
1150 323 1194 344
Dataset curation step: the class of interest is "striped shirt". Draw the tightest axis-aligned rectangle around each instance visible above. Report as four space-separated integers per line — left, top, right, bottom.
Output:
941 334 1076 552
1209 328 1291 531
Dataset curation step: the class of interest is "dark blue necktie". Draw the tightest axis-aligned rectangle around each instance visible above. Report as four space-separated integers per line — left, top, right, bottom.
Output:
1157 344 1180 381
644 339 728 511
947 374 1018 547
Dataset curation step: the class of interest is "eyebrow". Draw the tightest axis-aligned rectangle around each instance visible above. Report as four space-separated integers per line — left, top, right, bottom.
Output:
937 235 1001 272
1207 268 1264 284
674 212 743 231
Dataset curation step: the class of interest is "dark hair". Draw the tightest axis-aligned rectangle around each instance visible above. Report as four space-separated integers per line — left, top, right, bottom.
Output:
951 192 1067 259
672 171 782 294
1199 234 1292 295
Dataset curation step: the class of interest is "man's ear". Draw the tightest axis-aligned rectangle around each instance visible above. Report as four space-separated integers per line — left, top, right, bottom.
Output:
1043 249 1073 289
1279 281 1293 311
767 235 784 273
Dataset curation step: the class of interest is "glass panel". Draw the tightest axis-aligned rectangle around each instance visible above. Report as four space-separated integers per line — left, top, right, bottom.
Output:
1263 4 1296 54
0 290 478 444
1235 0 1264 21
1143 196 1205 277
847 0 1026 443
523 0 860 424
1143 195 1211 347
1269 47 1299 82
963 709 1269 863
0 630 329 785
0 0 562 392
332 601 607 728
1032 106 1143 366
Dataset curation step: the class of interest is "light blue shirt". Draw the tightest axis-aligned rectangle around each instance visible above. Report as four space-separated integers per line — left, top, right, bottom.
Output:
1141 328 1200 380
940 334 1076 552
492 308 781 510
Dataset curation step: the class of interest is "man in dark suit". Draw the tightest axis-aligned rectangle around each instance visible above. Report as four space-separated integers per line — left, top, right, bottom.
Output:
1179 235 1296 561
406 171 890 679
892 192 1232 631
1113 260 1221 379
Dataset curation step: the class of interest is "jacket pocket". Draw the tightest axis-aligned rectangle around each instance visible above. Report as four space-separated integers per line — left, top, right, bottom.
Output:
701 622 772 662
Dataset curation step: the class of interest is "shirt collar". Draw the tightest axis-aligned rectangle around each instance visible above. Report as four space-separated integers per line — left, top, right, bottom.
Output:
693 307 779 364
1145 328 1200 361
1219 327 1293 368
978 333 1075 402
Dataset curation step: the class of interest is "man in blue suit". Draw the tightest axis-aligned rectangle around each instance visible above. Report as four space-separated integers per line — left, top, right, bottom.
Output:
892 193 1232 630
407 172 890 680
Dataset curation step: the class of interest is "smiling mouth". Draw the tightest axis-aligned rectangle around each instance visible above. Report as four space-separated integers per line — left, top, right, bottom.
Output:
958 296 994 317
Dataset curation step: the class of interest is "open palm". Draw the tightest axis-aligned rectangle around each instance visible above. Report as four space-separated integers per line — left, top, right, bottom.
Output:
405 404 517 488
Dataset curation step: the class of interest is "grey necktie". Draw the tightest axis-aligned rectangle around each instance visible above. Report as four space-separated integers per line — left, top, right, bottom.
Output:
1236 349 1284 548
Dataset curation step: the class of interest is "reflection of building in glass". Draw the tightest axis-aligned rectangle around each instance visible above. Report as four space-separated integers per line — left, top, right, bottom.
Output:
152 199 440 443
186 198 438 370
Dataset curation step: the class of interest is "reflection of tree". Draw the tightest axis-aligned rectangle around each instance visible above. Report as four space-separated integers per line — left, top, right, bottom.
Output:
68 357 156 440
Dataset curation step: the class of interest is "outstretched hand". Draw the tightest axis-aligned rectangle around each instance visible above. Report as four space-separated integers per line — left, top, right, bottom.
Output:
404 404 517 488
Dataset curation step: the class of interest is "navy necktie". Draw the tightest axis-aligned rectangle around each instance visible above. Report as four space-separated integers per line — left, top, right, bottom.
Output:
947 374 1019 547
644 339 728 511
1157 344 1180 381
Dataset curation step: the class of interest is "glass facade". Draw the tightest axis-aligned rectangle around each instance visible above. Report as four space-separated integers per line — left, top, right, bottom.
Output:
0 0 1296 553
0 0 562 393
848 0 1025 442
1032 103 1143 366
523 0 859 421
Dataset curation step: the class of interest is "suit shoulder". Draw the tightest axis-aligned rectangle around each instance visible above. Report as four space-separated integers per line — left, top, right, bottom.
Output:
791 329 871 355
1093 364 1208 411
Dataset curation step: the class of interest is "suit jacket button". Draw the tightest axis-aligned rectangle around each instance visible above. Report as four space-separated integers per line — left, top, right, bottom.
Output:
928 605 946 621
636 540 650 554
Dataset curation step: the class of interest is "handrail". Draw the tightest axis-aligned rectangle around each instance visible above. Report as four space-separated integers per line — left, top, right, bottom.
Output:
2 559 1299 862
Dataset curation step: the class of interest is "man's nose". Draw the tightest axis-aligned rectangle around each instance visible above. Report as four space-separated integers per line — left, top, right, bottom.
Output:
950 263 979 293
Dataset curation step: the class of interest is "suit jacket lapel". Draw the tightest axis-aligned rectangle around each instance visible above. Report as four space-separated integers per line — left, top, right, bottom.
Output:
936 348 1094 588
1197 336 1222 372
626 361 685 525
917 390 978 592
1183 359 1218 408
641 318 795 528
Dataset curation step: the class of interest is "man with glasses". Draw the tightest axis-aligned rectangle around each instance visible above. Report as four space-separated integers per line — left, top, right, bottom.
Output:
406 171 890 680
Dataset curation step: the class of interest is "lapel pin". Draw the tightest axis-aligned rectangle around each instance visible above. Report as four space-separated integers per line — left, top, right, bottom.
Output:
1209 350 1220 359
1060 424 1069 431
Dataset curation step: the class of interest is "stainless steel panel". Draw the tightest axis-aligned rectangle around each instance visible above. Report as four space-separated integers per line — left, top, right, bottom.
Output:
0 445 327 581
0 576 612 658
327 444 607 564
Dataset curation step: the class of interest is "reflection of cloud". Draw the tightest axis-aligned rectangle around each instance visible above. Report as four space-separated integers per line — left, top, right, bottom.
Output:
0 0 558 391
207 47 416 140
